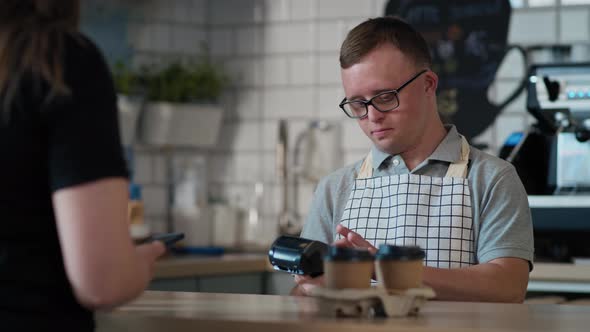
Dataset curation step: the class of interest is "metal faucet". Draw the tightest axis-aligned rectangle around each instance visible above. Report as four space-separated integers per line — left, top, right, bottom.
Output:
277 119 301 235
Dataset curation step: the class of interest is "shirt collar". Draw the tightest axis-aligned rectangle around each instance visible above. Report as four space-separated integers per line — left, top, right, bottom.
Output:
427 125 462 163
371 125 463 170
371 144 392 170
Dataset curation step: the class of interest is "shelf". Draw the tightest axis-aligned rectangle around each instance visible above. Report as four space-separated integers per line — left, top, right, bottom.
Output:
528 195 590 208
528 263 590 293
528 281 590 293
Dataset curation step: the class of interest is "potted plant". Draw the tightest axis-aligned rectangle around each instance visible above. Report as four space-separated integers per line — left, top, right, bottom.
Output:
138 55 228 148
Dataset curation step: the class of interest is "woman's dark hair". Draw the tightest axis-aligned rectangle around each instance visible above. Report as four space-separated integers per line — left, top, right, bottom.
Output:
340 16 432 69
0 0 80 113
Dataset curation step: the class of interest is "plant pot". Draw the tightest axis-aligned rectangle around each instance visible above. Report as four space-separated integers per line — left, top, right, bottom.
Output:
117 94 143 146
139 101 223 148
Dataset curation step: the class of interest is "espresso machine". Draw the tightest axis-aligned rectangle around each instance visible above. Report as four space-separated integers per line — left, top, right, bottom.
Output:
527 63 590 192
501 63 590 262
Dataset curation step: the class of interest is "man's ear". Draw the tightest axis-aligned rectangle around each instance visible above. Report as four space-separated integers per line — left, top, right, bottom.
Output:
424 70 438 96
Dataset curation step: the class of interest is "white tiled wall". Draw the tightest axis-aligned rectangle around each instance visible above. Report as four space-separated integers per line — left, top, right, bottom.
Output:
86 0 590 245
508 10 558 44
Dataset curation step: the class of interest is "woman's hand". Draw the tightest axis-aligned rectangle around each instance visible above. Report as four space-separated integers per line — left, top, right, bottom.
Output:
135 241 166 276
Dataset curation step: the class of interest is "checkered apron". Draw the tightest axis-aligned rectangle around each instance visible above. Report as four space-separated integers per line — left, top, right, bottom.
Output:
339 136 475 268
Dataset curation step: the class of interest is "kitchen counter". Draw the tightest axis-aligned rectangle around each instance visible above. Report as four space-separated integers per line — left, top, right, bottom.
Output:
155 255 590 293
96 291 590 332
149 253 293 295
154 253 271 279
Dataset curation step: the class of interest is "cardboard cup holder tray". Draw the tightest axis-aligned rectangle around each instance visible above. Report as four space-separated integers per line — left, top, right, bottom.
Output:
311 286 435 318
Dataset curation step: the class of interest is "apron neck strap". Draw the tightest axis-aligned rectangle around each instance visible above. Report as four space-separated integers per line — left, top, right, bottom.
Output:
357 136 471 179
444 135 470 178
358 151 374 179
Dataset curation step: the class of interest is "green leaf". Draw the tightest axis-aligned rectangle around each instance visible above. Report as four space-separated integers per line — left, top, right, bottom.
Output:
110 47 229 103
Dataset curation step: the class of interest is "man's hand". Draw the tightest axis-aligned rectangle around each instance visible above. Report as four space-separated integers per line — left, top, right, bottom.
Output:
291 225 377 296
334 224 378 254
291 274 325 296
293 226 530 302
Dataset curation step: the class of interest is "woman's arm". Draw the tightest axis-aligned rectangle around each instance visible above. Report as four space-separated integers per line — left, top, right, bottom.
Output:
52 177 165 310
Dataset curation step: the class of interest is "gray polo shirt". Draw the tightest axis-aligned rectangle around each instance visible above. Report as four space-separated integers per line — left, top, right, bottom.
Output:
301 125 534 267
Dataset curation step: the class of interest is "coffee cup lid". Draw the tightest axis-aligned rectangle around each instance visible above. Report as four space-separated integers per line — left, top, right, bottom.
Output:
376 245 425 261
323 246 374 262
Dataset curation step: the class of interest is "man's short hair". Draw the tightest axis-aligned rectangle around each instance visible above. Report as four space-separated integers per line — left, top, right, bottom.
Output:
339 16 432 70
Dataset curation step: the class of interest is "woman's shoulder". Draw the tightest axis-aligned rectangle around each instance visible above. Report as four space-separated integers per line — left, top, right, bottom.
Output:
62 32 107 67
60 32 115 99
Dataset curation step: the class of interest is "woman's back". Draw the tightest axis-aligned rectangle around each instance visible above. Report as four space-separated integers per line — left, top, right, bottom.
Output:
0 2 165 330
0 31 128 330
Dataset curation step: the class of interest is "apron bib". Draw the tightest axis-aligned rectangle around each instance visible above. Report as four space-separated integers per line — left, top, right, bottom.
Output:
339 136 475 268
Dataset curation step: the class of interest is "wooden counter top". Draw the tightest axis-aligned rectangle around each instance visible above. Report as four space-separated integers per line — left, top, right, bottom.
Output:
155 255 590 283
154 253 271 279
96 291 590 332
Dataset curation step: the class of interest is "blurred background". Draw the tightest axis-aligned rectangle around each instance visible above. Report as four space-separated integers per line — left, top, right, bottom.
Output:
81 0 590 254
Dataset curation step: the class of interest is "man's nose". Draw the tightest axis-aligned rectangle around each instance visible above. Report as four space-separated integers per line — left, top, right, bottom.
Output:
366 104 384 122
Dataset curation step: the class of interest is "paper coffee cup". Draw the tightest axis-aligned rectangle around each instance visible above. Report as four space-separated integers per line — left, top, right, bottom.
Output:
323 246 374 289
376 245 425 291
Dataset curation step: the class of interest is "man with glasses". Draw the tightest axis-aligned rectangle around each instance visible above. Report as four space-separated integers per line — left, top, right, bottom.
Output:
293 16 533 302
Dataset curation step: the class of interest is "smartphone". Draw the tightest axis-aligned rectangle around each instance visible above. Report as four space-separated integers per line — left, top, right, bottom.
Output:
135 232 185 248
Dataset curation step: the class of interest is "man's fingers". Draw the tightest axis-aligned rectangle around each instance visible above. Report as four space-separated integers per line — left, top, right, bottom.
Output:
347 231 371 247
336 224 378 252
293 275 312 284
300 283 316 295
336 224 350 237
338 224 371 247
333 238 353 247
293 274 326 296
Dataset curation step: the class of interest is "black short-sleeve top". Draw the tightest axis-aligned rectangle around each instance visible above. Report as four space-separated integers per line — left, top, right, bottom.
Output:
0 32 128 331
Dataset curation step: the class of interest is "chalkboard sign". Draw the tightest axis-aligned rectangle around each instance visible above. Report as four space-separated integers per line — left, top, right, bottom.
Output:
386 0 525 140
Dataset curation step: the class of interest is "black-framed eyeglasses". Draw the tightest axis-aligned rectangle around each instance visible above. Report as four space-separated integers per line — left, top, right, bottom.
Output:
339 69 429 119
